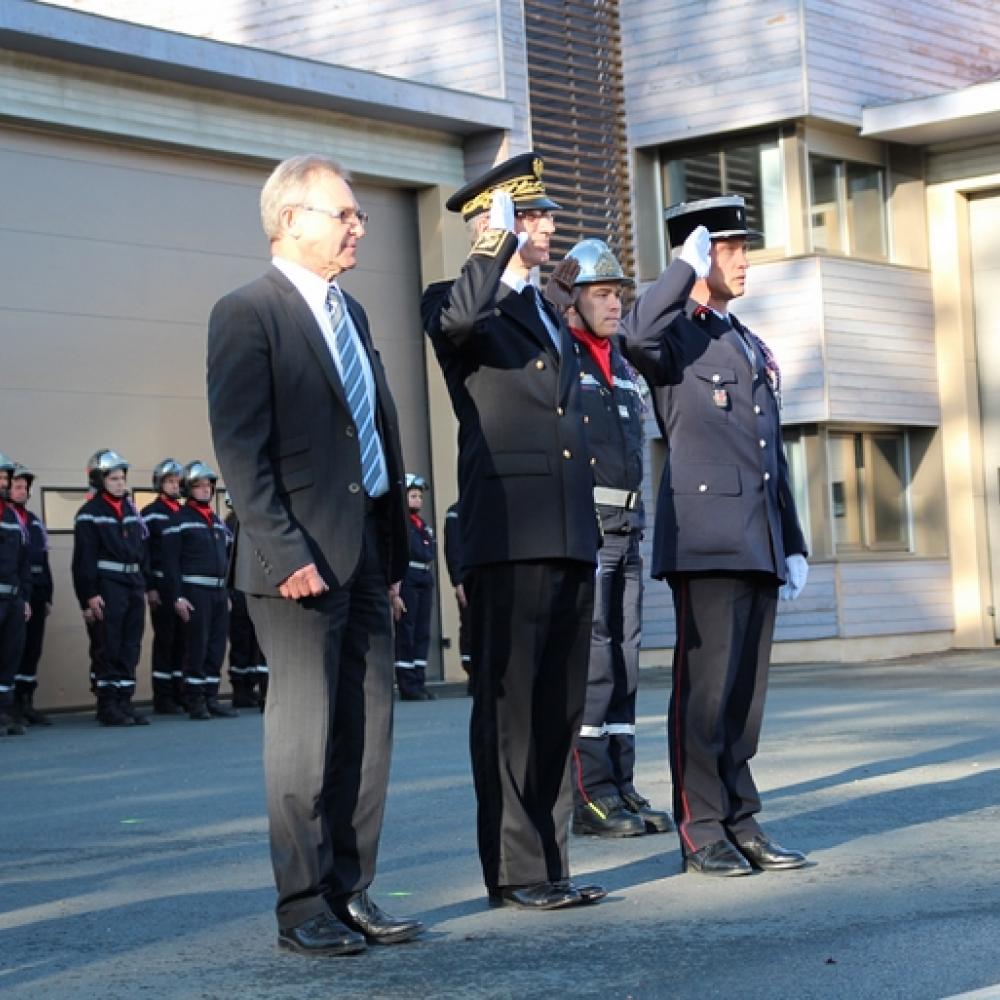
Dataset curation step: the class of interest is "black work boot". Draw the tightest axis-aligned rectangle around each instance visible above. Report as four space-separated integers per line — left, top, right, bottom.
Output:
621 790 674 834
206 696 239 718
572 795 645 838
187 694 212 721
96 696 134 727
0 710 27 736
230 680 259 709
120 695 150 726
153 692 185 715
16 689 52 726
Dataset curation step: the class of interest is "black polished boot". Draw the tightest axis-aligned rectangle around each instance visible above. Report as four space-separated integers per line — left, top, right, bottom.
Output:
17 690 53 726
572 796 645 837
230 680 259 709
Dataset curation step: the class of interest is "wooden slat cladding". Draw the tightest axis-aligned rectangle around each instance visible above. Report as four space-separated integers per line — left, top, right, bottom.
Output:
523 0 633 276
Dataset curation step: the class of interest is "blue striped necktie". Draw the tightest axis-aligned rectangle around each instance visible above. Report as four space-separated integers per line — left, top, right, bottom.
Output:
326 284 381 496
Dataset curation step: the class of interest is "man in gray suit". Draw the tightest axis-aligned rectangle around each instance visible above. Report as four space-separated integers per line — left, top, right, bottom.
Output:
207 154 422 955
623 196 810 878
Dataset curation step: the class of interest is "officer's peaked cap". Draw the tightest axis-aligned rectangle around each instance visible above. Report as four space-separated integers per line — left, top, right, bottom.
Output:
664 195 762 249
446 152 560 221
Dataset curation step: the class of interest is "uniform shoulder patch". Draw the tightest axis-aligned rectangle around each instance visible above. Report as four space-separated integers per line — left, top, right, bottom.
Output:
471 229 509 259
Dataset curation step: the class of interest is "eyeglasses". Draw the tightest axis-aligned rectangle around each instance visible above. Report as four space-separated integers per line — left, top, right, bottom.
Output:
297 204 369 228
516 210 555 224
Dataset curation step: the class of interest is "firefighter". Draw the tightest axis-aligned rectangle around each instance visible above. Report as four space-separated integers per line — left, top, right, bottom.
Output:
546 239 673 838
225 502 268 710
71 450 150 727
141 458 187 714
394 473 436 701
162 461 237 720
9 464 53 726
0 452 31 736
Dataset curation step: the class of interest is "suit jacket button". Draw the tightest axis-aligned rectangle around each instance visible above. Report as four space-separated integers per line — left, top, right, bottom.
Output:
556 406 564 416
759 438 767 448
763 472 771 481
590 457 596 466
536 360 545 370
346 426 355 437
712 373 721 383
699 483 708 492
348 482 361 494
754 404 761 414
563 449 572 459
583 415 590 424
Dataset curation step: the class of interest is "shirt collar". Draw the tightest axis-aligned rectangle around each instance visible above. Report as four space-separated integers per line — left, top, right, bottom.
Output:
501 271 530 294
273 256 339 311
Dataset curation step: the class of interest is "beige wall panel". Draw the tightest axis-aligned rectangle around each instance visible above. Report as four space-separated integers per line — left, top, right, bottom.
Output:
622 0 805 147
774 563 838 641
804 0 1000 128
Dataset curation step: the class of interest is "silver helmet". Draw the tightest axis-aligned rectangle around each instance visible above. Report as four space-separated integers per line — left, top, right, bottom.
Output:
152 458 184 492
181 460 218 498
565 239 633 287
11 463 35 488
0 452 14 498
405 473 428 491
86 449 129 490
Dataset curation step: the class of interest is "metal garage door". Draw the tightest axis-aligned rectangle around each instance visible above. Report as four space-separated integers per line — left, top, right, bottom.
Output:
970 190 1000 641
0 125 433 707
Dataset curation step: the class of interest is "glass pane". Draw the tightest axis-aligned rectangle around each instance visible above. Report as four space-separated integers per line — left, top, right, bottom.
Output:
847 163 887 259
869 433 907 546
665 152 722 206
829 433 861 550
782 429 810 548
809 155 844 253
724 141 785 250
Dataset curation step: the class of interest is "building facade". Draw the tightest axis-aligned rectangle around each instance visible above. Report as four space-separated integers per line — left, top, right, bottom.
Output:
3 0 999 706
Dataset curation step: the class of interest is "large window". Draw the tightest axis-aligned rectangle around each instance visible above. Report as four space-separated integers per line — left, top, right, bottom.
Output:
662 132 785 251
828 431 909 553
809 156 887 259
782 427 811 550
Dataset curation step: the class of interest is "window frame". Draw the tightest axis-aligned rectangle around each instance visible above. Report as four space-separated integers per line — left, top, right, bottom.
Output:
806 153 889 261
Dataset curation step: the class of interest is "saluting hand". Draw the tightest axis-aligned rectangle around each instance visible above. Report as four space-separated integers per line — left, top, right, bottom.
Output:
543 257 581 313
680 224 712 279
279 563 329 601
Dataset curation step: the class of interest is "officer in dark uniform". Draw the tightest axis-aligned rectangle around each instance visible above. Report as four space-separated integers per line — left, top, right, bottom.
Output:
8 464 53 727
394 473 436 701
546 240 672 839
162 461 237 720
72 450 150 727
225 502 268 710
443 499 472 693
0 453 31 736
622 196 810 876
423 153 604 911
141 458 187 714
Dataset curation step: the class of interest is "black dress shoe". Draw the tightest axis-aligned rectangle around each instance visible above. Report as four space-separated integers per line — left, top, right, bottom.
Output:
735 834 808 871
278 914 367 956
488 881 582 910
552 879 607 904
621 790 675 834
572 796 645 838
684 839 753 876
333 891 423 945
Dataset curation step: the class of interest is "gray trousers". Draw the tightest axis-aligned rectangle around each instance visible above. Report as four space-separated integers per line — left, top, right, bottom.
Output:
248 515 394 930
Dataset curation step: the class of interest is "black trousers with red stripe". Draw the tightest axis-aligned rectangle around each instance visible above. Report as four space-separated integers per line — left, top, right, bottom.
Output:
667 572 778 854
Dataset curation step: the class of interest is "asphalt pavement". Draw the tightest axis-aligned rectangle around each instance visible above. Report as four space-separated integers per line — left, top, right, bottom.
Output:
2 651 1000 1000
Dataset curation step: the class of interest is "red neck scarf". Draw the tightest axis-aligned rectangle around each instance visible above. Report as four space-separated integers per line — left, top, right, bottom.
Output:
189 499 215 525
409 512 425 530
570 324 613 385
102 492 125 520
161 495 181 513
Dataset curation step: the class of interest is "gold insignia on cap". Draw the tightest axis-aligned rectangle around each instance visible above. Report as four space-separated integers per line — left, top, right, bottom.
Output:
470 228 508 258
462 172 549 218
533 157 543 179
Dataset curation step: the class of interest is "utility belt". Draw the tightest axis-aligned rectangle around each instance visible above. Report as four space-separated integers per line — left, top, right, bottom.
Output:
593 486 640 511
151 569 165 579
408 561 432 572
182 575 227 589
0 582 19 597
97 560 140 574
30 565 45 575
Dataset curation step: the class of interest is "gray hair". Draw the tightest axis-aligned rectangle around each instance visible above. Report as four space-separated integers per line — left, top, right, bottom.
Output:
260 154 349 239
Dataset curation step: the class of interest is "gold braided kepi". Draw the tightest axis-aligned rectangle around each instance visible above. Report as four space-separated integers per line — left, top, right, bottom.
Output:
446 152 561 221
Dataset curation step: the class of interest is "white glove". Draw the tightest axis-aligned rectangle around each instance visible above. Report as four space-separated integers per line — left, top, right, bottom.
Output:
488 190 516 232
679 225 712 278
779 553 809 601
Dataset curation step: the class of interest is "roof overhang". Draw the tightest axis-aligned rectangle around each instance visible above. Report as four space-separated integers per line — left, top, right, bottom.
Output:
0 1 514 137
861 78 1000 145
